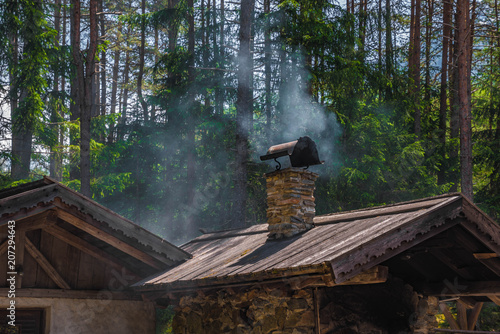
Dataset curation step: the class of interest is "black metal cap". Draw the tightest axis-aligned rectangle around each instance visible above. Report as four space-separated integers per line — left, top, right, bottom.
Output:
260 136 324 168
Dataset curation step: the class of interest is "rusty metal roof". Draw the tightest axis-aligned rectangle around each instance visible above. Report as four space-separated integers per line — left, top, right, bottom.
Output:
135 193 500 291
0 177 191 265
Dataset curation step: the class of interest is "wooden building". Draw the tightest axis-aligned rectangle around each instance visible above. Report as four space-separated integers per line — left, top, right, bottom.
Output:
135 168 500 333
2 169 500 333
0 177 190 333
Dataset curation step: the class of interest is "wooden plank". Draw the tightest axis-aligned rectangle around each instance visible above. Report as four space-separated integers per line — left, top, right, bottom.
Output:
36 230 55 288
431 329 500 334
16 210 57 231
0 287 142 300
1 204 57 227
457 300 468 329
314 196 459 225
439 302 460 330
337 265 388 285
44 224 133 274
467 302 483 330
15 229 26 289
0 184 59 224
313 288 320 334
489 295 500 306
50 228 69 286
56 208 163 270
91 257 106 290
51 193 190 262
474 257 500 277
65 242 81 289
333 207 463 283
77 251 94 290
430 248 477 281
24 236 71 289
21 230 41 288
473 253 498 260
423 281 500 296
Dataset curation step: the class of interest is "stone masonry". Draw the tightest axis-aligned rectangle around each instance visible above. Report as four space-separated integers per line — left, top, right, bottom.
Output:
265 167 318 239
172 285 316 334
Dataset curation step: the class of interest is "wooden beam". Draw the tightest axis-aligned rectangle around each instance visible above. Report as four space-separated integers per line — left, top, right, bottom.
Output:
15 229 26 289
431 329 500 334
16 210 57 231
0 239 7 257
0 288 142 300
56 209 163 270
422 280 500 297
336 265 388 285
44 224 139 277
467 302 483 330
0 204 56 226
439 302 460 330
430 249 476 281
24 236 71 289
457 300 468 329
473 253 498 260
489 295 500 306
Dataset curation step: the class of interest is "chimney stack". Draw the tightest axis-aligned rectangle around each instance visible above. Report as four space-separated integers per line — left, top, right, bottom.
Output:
265 167 318 239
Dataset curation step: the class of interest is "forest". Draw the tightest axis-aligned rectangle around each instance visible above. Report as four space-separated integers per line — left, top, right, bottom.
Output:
0 0 499 245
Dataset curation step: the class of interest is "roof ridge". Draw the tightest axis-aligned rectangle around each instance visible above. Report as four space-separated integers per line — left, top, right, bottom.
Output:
315 193 462 219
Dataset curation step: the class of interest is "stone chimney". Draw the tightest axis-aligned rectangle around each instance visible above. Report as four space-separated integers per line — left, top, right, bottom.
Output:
266 167 318 239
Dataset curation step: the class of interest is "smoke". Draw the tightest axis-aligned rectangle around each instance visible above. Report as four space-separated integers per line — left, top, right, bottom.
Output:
251 66 341 174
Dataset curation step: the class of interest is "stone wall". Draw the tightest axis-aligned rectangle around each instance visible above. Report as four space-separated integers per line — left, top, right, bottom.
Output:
0 296 155 334
172 277 438 334
172 285 316 334
318 277 438 334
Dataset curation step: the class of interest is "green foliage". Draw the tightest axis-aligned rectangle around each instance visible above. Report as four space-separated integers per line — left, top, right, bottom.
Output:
156 307 175 333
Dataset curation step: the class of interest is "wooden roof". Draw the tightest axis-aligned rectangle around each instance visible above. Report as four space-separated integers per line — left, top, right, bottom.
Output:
0 177 190 294
135 193 500 303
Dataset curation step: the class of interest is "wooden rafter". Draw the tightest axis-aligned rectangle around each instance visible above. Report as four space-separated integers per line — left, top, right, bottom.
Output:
44 224 139 278
438 300 483 332
0 288 141 300
24 237 71 290
16 210 57 231
439 302 460 330
55 208 163 270
467 302 483 330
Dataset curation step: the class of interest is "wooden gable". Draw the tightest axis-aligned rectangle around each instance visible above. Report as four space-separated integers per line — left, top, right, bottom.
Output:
0 178 190 299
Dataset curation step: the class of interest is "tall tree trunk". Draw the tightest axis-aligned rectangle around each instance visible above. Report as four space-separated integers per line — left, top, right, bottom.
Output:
80 0 98 197
184 0 197 236
50 0 62 180
424 0 433 116
100 0 107 119
234 0 255 228
215 0 225 115
70 0 83 181
385 0 393 100
438 0 451 185
118 48 130 141
8 0 31 181
410 0 421 137
108 25 122 144
137 0 148 122
457 0 473 200
450 18 460 192
264 0 272 141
